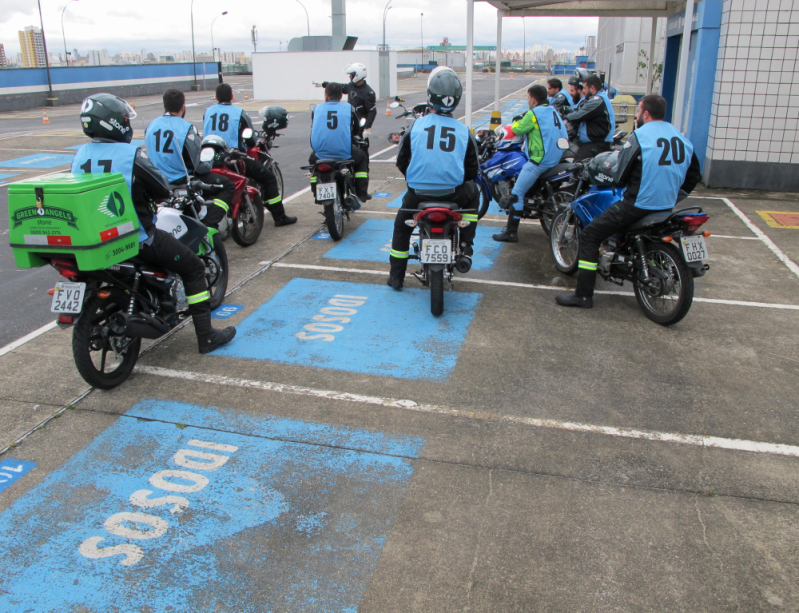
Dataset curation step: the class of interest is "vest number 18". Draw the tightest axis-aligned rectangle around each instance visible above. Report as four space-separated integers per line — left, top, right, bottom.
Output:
423 125 457 152
656 137 686 166
209 113 230 132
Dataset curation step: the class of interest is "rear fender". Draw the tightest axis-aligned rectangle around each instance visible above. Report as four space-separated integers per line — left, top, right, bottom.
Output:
426 264 445 272
245 185 260 200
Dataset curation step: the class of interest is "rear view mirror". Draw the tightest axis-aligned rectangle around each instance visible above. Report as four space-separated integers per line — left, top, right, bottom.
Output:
387 132 403 144
476 130 491 140
309 103 317 112
557 137 569 150
242 128 254 140
200 147 215 163
389 102 400 109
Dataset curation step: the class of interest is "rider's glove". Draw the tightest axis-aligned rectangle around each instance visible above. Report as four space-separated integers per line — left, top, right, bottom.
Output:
362 129 371 139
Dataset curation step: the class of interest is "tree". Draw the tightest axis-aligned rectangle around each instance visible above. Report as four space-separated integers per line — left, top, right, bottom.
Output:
637 49 662 91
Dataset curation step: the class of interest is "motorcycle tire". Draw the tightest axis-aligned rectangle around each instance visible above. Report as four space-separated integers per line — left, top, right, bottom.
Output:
325 190 345 241
430 268 444 316
478 178 491 219
541 191 574 236
72 292 142 390
633 242 694 326
231 191 265 248
550 209 581 275
272 162 284 201
204 238 229 310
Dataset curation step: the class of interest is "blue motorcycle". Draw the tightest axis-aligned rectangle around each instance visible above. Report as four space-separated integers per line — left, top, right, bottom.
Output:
549 158 711 326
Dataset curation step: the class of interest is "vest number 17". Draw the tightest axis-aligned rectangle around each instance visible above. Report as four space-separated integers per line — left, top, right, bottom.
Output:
423 125 457 152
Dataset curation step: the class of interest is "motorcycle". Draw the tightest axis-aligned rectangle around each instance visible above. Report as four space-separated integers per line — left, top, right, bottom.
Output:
472 127 576 233
48 181 229 389
303 105 367 241
199 145 264 247
386 98 430 144
550 163 711 326
400 202 478 317
242 121 285 203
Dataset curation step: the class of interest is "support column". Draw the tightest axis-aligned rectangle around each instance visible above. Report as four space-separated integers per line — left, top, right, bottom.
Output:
491 9 503 129
465 0 475 130
646 17 658 95
673 0 695 131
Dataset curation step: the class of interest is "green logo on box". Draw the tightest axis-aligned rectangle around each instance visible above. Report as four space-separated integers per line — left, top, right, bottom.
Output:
98 192 126 218
13 206 79 229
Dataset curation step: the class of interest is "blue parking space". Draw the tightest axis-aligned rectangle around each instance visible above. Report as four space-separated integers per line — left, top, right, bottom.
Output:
385 190 406 208
0 399 423 612
216 278 481 380
323 218 504 271
0 154 75 169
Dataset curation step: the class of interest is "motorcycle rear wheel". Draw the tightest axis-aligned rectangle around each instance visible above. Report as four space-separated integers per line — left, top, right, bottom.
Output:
550 210 581 275
204 238 229 310
430 268 444 316
72 293 141 390
325 190 345 241
231 191 265 247
633 242 694 326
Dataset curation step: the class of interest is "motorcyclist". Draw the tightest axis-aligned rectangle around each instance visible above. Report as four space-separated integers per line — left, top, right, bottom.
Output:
556 94 702 309
547 78 573 115
321 63 377 159
203 83 297 227
562 74 616 160
71 93 236 353
145 88 233 229
387 68 480 290
309 82 370 203
567 75 585 107
493 84 569 243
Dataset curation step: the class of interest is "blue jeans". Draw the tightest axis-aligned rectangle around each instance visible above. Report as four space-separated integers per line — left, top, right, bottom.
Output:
508 161 554 213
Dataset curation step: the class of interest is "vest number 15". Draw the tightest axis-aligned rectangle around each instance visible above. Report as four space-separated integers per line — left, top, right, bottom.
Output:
423 125 457 152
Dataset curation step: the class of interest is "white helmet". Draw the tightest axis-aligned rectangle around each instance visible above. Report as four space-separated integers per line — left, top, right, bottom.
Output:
344 63 367 83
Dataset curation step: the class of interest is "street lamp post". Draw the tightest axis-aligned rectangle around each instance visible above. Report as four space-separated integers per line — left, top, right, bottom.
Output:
382 1 392 50
294 0 310 37
420 12 424 67
190 0 198 89
211 11 228 63
61 0 78 67
36 0 55 105
522 17 526 72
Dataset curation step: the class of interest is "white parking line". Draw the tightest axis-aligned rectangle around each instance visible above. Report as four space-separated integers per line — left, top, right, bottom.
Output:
137 365 799 458
270 262 799 311
0 321 57 358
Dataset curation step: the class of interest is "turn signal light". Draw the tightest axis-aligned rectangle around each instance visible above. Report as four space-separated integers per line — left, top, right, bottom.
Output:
662 236 673 242
702 231 712 237
97 290 110 299
47 288 55 296
404 219 417 227
457 221 470 228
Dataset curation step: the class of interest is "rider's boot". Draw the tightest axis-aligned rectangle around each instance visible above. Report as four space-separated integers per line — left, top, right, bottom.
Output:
191 301 237 354
498 194 518 212
493 212 521 242
387 256 406 291
266 200 297 227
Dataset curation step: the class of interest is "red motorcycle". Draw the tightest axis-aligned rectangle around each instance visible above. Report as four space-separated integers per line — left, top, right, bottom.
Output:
200 142 264 247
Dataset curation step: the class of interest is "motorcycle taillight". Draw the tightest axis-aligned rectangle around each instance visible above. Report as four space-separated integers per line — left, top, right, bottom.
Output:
317 163 333 172
425 211 449 223
50 258 79 279
681 214 709 232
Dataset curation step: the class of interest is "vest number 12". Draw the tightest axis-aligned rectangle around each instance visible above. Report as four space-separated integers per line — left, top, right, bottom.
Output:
424 125 457 152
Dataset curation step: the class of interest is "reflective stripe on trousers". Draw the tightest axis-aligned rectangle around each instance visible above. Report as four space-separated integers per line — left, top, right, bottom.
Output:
187 291 210 305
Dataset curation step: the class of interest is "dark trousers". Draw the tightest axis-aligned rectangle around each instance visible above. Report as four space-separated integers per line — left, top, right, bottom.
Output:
137 229 208 304
389 182 480 276
575 199 653 297
242 156 281 206
309 147 369 199
192 172 235 228
575 141 611 161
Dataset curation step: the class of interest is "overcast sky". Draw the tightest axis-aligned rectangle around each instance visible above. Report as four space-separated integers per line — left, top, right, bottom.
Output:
0 0 597 57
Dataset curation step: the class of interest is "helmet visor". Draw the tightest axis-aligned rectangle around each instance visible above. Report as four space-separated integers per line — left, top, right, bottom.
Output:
120 99 137 120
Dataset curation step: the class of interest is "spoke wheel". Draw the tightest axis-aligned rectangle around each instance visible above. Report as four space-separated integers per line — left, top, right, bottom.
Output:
541 190 573 236
72 293 141 389
550 210 581 275
633 242 694 326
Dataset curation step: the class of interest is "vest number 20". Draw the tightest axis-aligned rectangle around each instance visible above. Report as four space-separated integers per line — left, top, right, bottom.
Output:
656 137 686 166
423 125 457 153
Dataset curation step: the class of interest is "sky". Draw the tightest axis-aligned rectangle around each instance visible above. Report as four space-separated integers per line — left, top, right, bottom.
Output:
0 0 597 57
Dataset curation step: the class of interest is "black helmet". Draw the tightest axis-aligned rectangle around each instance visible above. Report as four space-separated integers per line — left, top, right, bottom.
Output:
80 93 136 143
567 75 583 88
427 68 463 114
587 151 619 187
260 105 289 130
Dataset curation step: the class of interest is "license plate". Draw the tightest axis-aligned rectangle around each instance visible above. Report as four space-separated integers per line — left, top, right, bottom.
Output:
317 182 337 201
680 235 709 262
420 239 452 264
50 282 86 314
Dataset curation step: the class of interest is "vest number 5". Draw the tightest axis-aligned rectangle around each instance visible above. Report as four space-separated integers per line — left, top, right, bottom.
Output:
326 110 338 130
656 137 685 166
424 125 457 153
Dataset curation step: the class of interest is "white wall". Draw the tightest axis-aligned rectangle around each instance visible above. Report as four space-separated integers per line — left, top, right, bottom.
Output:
252 50 397 101
596 17 666 95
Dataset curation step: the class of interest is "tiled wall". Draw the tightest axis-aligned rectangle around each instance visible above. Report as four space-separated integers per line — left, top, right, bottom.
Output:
706 0 799 170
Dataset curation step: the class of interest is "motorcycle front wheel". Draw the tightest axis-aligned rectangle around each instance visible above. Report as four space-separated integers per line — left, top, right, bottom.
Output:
550 209 581 275
272 162 284 201
324 190 345 241
231 191 265 247
429 268 444 316
204 238 229 310
477 177 491 219
633 242 694 326
541 191 573 236
72 293 141 390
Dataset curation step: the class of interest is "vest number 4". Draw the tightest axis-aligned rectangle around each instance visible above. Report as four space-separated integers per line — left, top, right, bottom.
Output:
656 137 686 166
209 113 230 132
423 125 457 152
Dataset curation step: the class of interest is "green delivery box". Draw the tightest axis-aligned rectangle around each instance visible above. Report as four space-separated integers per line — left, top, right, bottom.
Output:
8 173 140 270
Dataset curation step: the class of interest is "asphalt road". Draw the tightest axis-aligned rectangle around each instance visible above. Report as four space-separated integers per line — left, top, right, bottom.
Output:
0 74 529 348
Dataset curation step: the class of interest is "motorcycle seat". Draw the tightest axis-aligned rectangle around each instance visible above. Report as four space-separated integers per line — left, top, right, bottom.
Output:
541 163 574 180
419 202 458 210
627 209 674 231
316 158 354 168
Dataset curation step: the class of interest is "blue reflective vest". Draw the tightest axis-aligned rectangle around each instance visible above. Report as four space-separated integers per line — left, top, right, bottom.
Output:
203 103 244 150
628 121 694 211
405 113 469 191
310 101 352 159
71 142 148 242
525 105 569 169
145 115 193 183
577 89 616 143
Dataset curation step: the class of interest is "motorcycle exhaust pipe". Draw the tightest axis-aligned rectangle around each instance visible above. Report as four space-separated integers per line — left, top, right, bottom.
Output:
108 312 171 340
455 255 472 273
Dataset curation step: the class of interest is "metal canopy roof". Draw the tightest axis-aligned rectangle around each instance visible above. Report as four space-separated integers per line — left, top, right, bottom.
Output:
482 0 682 17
